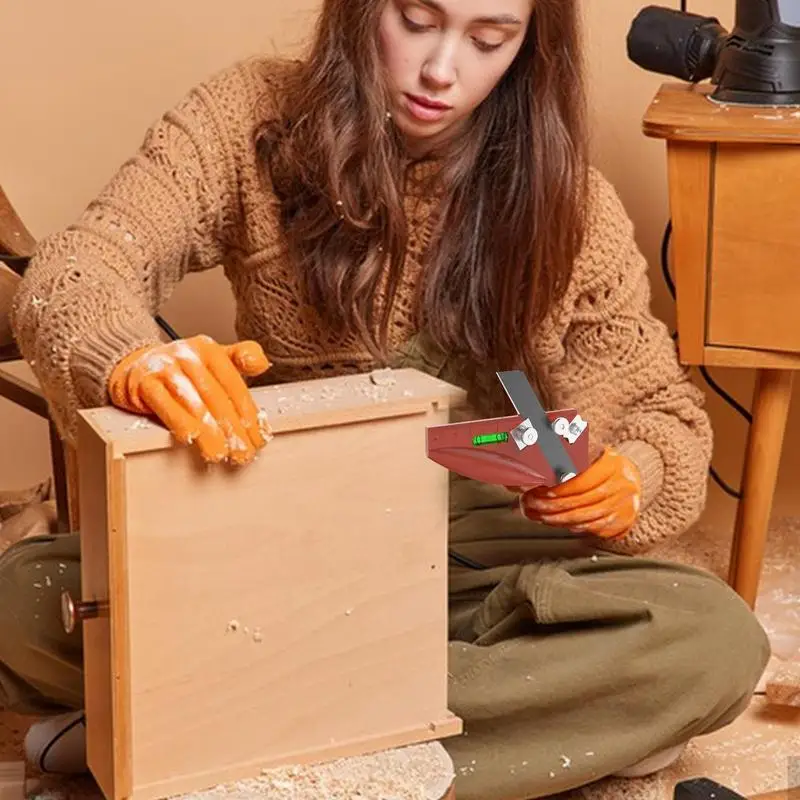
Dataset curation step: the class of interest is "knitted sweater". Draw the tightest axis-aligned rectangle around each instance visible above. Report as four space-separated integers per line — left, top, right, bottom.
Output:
10 57 713 554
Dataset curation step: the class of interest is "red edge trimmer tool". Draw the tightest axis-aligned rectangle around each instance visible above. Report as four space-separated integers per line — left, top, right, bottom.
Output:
426 370 590 489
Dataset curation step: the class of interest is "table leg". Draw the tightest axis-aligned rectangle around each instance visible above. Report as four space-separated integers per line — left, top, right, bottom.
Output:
728 368 794 608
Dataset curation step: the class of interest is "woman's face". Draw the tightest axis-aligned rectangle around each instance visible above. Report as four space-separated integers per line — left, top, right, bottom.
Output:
378 0 533 155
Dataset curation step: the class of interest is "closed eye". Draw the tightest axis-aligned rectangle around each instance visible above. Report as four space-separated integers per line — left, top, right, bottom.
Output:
473 38 503 53
401 12 431 32
401 8 507 53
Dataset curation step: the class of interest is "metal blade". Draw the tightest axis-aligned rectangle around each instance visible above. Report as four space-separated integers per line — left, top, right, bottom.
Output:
496 370 576 481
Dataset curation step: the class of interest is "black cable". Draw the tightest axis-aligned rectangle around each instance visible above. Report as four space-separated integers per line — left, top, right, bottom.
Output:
698 365 752 424
662 224 751 423
448 549 487 570
155 315 180 341
660 220 747 499
660 220 676 297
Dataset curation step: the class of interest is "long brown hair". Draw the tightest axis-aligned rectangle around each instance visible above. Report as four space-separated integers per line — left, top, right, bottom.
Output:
258 0 589 373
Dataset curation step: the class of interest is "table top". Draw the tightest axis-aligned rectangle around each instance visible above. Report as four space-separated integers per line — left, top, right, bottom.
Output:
643 81 800 144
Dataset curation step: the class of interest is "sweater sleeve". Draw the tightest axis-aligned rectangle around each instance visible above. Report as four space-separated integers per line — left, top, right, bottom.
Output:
10 63 251 442
536 170 713 554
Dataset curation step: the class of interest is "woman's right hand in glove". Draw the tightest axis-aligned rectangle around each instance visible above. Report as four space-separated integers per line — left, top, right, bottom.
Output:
107 334 271 465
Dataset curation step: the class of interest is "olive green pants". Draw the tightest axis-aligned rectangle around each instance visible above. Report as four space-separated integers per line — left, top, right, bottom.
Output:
0 484 770 800
443 476 770 799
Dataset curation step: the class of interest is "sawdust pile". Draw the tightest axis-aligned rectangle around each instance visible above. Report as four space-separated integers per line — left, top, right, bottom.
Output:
170 742 454 800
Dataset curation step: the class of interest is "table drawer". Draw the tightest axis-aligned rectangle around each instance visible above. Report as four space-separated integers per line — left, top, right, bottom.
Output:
707 143 800 354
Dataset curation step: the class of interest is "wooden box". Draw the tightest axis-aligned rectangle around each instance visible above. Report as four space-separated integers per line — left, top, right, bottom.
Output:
73 368 466 800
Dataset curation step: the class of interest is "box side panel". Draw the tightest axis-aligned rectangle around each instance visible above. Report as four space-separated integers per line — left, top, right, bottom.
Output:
78 416 132 800
123 409 452 795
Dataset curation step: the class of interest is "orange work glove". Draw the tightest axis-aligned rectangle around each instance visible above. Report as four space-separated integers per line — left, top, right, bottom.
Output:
516 447 642 539
108 334 271 465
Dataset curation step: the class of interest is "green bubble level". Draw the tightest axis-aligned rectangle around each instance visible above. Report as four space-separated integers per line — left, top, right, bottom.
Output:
472 432 509 446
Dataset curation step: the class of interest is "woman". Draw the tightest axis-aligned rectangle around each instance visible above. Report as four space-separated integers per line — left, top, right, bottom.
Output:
2 0 769 797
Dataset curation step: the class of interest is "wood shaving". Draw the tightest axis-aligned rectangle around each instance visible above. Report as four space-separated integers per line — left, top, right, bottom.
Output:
169 742 454 800
358 386 390 402
126 418 152 431
275 397 293 414
354 374 395 403
369 368 396 387
765 660 800 707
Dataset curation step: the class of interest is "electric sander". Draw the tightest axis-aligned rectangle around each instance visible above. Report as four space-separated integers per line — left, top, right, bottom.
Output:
627 0 800 105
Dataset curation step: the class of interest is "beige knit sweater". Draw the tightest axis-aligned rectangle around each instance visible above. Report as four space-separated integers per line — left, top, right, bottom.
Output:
10 56 712 554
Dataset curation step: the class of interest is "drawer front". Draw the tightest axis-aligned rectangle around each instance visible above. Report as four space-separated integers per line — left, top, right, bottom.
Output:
120 408 456 798
707 143 800 353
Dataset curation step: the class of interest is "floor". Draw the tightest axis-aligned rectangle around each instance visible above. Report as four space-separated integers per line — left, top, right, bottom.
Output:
573 504 800 800
1 487 798 800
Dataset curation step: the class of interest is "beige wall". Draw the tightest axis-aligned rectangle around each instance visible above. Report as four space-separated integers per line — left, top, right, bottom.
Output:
1 1 796 522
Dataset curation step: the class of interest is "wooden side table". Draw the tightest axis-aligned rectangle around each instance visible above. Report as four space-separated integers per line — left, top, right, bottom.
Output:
643 82 800 608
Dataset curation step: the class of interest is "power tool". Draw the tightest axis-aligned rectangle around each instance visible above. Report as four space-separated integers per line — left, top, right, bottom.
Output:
627 0 800 105
674 777 800 798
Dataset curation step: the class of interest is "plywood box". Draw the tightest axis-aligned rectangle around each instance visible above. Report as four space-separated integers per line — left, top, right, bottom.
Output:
72 368 466 800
